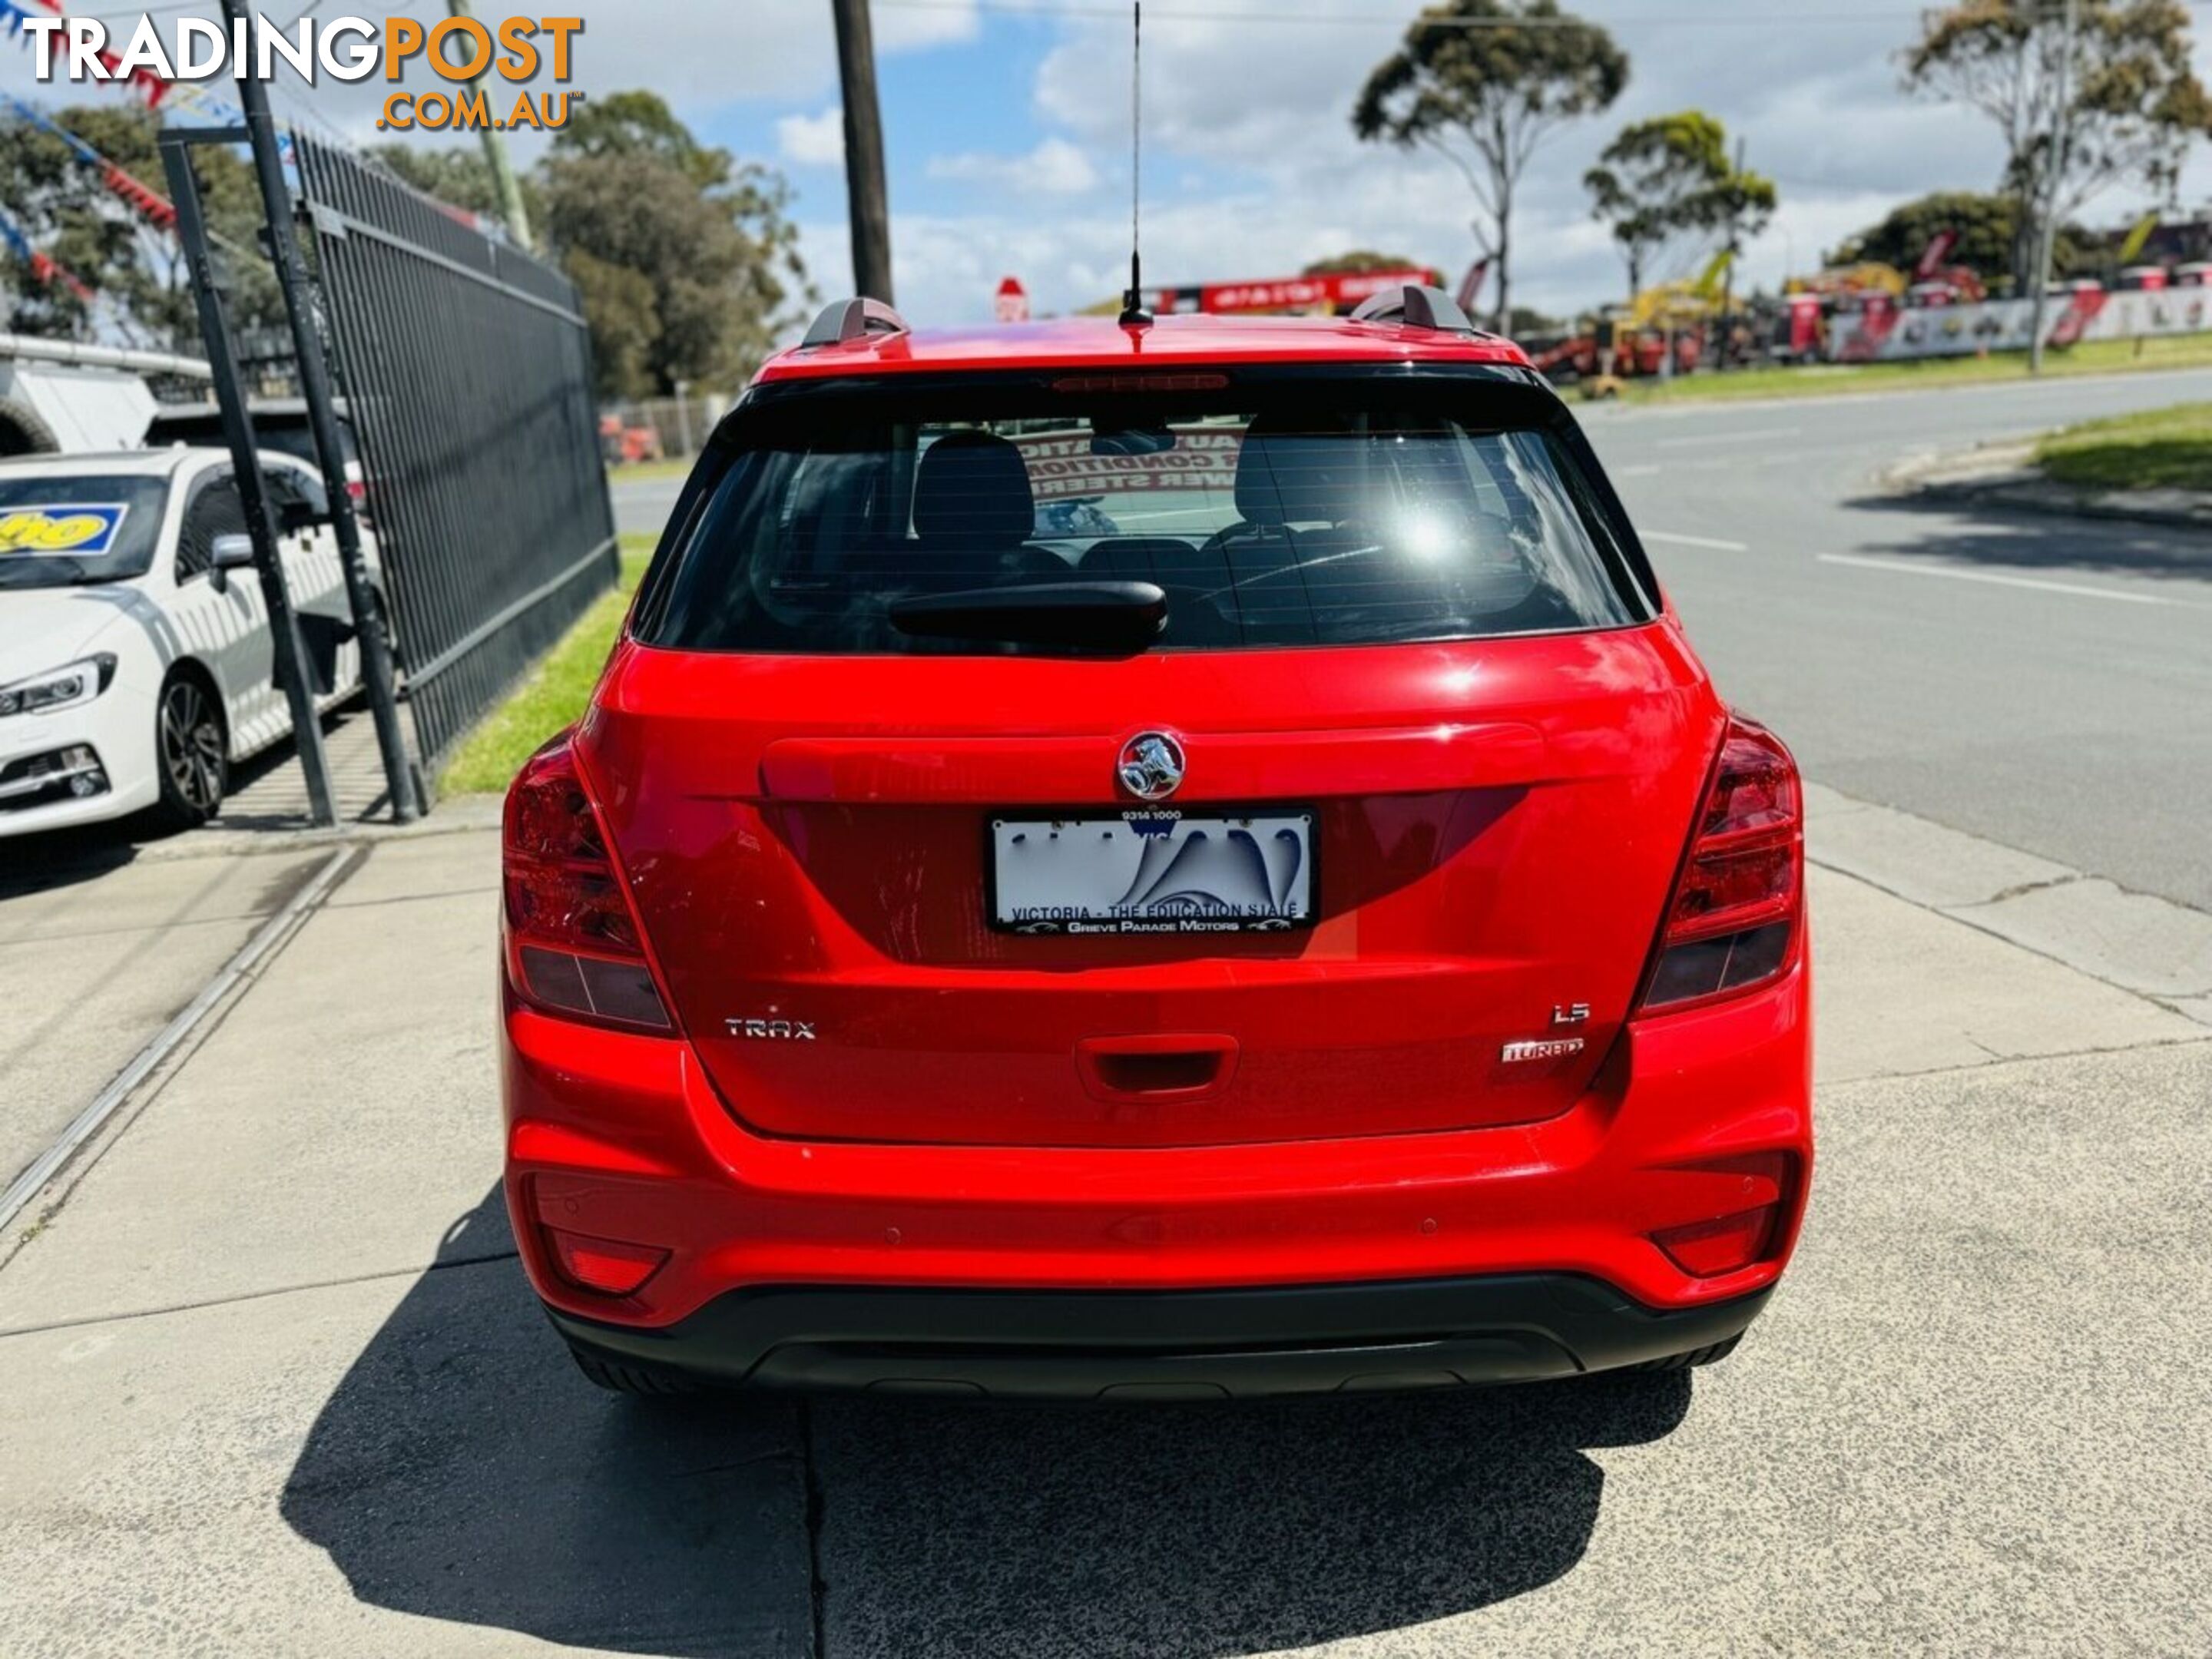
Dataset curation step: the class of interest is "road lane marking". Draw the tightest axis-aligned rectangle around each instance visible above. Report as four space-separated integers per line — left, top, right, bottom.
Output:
1612 462 1662 477
1644 530 1751 551
1816 552 2175 607
1653 426 1801 449
1573 365 2212 422
0 846 363 1237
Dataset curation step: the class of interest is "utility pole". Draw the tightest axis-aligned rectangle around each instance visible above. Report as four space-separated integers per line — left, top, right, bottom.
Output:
831 0 894 303
158 124 336 828
2027 0 2076 376
1717 134 1744 373
445 0 533 250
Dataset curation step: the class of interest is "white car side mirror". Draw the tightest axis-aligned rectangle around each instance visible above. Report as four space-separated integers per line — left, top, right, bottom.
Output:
209 533 257 595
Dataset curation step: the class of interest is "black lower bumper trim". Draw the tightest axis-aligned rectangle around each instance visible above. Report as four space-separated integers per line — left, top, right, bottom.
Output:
548 1273 1773 1402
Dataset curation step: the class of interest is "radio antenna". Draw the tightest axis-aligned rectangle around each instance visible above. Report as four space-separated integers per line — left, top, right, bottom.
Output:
1118 1 1152 327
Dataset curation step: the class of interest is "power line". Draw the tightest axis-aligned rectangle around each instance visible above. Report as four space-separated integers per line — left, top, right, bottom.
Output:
871 0 2212 24
68 2 216 18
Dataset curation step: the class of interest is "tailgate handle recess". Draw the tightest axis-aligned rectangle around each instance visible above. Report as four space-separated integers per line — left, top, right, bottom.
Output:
1075 1034 1240 1104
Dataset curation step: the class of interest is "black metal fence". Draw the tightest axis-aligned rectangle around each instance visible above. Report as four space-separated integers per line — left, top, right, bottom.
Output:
293 134 617 769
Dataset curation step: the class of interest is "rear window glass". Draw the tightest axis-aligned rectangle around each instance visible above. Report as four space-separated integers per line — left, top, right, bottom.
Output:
639 383 1646 654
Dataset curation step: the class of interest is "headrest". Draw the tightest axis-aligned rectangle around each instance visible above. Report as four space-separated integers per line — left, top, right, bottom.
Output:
913 431 1036 547
1232 414 1363 526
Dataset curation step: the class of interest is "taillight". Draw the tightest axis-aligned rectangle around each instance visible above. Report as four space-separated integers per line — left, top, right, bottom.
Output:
1638 713 1803 1013
502 734 672 1031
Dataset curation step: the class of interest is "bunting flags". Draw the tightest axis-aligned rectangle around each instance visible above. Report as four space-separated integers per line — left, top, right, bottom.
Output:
0 201 98 303
2 94 180 231
2 0 168 106
2 0 293 157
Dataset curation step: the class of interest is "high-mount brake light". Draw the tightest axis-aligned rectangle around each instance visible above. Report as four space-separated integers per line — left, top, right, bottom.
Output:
502 736 671 1031
1638 713 1803 1013
1050 373 1228 393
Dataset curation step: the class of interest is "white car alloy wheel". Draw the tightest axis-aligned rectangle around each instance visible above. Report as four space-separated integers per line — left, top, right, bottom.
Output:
156 673 227 826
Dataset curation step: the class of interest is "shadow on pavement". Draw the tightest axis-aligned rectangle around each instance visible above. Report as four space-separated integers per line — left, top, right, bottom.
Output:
285 1185 1692 1658
282 1187 814 1657
810 1371 1689 1657
0 828 138 898
1843 491 2212 583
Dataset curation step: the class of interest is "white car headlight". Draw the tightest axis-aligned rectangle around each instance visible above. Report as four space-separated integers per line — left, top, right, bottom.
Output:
0 654 117 718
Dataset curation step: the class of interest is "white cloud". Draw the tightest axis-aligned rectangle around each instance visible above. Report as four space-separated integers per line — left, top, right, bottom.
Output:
1022 0 2212 320
798 178 1468 333
12 0 2207 334
927 136 1100 195
777 106 844 167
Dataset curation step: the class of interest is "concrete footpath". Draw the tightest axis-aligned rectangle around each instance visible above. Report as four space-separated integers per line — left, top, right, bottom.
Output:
1 793 2208 1657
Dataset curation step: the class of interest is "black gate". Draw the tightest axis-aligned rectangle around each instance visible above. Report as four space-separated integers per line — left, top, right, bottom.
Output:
292 133 617 769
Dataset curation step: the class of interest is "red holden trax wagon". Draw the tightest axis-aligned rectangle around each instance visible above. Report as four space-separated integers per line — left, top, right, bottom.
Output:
501 286 1813 1399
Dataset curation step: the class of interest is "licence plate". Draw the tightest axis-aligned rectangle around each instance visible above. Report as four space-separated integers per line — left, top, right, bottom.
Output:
990 810 1315 935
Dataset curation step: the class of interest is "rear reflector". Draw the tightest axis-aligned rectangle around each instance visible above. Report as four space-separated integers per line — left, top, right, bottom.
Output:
1651 1152 1792 1277
1640 714 1803 1014
503 736 672 1031
546 1227 668 1297
1652 1206 1777 1278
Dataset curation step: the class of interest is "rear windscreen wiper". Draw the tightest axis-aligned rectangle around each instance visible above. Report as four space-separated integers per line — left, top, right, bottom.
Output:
888 581 1167 651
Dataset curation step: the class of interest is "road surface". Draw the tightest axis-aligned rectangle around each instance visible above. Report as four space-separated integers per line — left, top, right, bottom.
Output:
3 813 2205 1657
1579 368 2212 912
3 369 2207 1656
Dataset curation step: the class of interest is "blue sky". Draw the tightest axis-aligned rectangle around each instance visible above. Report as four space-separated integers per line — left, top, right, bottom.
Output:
718 0 2212 327
6 2 2210 337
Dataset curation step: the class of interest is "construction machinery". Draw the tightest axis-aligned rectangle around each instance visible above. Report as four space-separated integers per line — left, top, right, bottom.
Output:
1525 250 1734 389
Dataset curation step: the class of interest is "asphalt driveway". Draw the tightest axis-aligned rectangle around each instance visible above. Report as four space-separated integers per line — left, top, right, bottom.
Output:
2 814 2206 1656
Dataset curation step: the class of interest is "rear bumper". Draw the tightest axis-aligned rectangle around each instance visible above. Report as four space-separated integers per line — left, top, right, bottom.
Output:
502 949 1813 1348
549 1273 1773 1401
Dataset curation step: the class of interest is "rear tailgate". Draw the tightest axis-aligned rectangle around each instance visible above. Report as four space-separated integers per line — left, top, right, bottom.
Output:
579 624 1722 1147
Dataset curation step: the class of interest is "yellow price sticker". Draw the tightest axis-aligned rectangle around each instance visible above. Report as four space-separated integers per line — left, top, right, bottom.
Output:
0 505 129 556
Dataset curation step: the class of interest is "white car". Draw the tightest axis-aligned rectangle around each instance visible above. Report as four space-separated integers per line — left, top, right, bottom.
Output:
0 446 379 839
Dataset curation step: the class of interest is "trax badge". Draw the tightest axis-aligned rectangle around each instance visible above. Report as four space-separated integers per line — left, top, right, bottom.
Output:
726 1018 816 1041
1117 730 1186 801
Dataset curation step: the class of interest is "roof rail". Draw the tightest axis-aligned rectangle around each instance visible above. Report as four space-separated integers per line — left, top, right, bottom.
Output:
1348 283 1482 335
801 296 910 348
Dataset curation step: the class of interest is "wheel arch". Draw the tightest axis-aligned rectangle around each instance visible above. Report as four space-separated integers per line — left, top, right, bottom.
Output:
161 656 232 754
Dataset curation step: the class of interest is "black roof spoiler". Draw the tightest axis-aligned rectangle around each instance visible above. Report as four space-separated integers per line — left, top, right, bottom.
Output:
1348 283 1493 337
801 296 910 349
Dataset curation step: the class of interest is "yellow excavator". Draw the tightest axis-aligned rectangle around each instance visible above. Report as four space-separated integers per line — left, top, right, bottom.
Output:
1532 250 1735 396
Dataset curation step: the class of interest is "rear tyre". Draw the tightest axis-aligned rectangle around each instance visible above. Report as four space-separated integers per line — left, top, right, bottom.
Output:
1632 1333 1743 1372
567 1343 704 1397
150 668 228 833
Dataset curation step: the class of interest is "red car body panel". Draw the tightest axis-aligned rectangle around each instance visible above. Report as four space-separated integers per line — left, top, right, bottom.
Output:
753 313 1535 382
577 622 1721 1148
500 313 1813 1390
505 949 1808 1326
